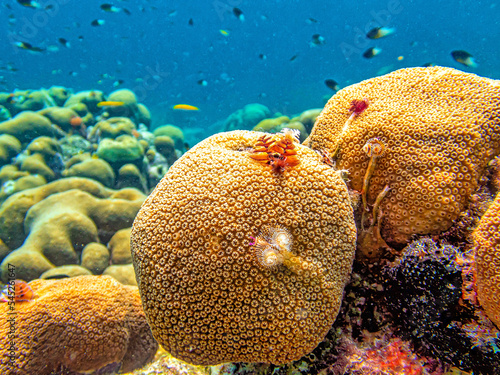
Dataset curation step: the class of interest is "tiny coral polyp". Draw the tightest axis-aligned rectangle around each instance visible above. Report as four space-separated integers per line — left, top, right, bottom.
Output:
249 129 300 173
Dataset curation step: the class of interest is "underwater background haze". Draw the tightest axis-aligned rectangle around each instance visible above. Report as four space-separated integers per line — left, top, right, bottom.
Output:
1 0 499 144
2 1 500 374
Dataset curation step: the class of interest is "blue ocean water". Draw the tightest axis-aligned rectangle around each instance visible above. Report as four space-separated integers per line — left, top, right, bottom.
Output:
1 0 499 143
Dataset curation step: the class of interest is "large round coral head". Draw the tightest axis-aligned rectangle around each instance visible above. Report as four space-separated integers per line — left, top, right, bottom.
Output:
131 130 357 365
306 66 500 248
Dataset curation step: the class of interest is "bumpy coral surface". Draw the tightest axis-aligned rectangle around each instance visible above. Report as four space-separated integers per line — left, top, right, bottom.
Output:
473 193 500 328
0 135 21 167
0 177 145 281
0 111 60 143
131 130 356 365
88 117 136 140
305 67 500 249
0 275 158 374
153 125 185 150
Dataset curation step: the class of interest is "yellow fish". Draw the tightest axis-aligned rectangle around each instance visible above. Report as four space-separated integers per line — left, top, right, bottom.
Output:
219 29 230 36
173 104 199 111
97 101 125 107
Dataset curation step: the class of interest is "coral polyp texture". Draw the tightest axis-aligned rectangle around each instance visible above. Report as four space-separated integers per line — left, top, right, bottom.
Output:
0 177 145 282
473 193 500 328
131 130 357 365
305 66 500 253
0 275 158 375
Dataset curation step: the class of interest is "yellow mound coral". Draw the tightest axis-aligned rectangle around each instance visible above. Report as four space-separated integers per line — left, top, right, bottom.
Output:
0 177 145 281
104 263 138 286
64 90 105 114
81 242 110 274
131 130 356 365
63 158 116 187
0 90 46 115
0 275 158 374
473 194 500 328
0 166 46 203
0 111 61 144
88 117 136 140
48 86 72 106
252 109 321 142
109 227 133 264
290 108 322 133
253 115 290 132
117 163 147 192
305 67 500 256
154 135 178 165
0 135 21 167
38 106 80 132
153 125 185 150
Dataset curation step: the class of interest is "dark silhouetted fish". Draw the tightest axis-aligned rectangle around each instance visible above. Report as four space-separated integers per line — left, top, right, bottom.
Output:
14 41 44 52
311 34 325 46
366 27 395 39
451 50 477 68
363 47 381 58
58 38 70 48
324 79 339 91
16 0 40 8
233 7 244 21
100 3 120 13
91 19 105 26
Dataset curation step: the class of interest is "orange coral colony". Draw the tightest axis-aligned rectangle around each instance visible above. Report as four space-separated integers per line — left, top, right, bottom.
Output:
0 275 158 374
131 130 356 365
248 129 300 173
